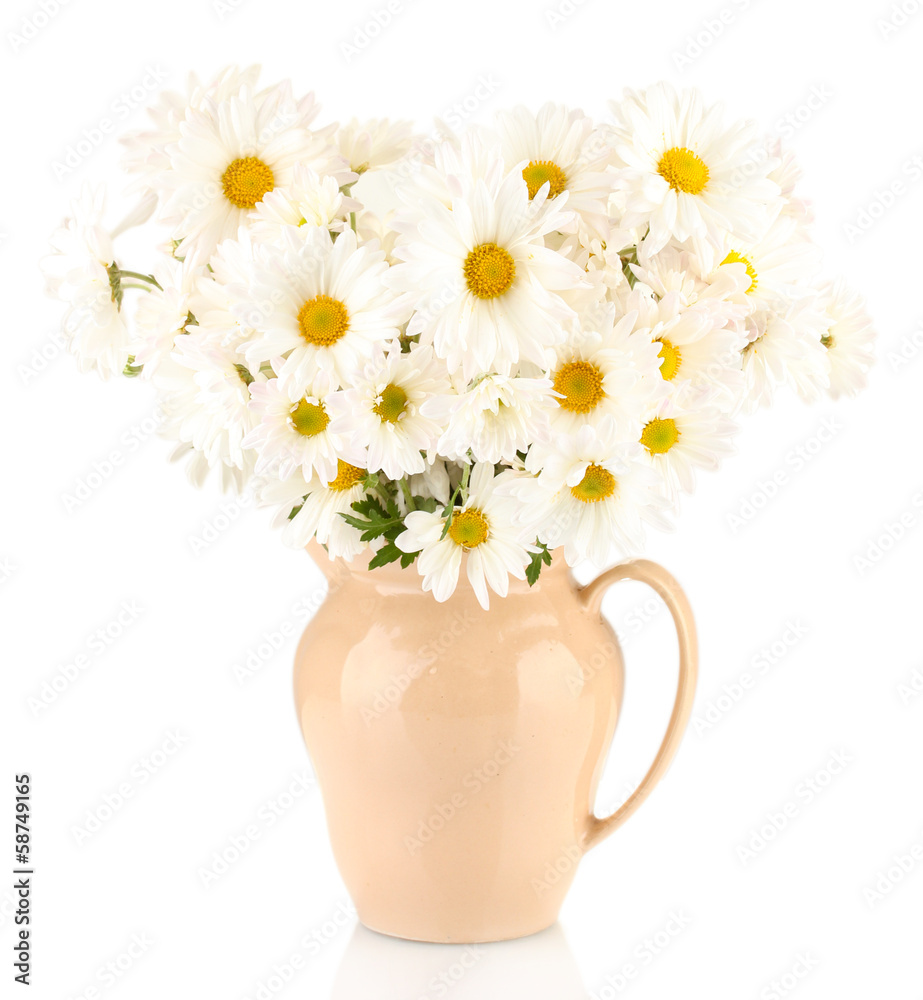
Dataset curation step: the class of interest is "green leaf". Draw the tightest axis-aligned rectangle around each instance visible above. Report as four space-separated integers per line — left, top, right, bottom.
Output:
337 490 427 570
368 540 419 570
525 543 553 586
340 495 404 542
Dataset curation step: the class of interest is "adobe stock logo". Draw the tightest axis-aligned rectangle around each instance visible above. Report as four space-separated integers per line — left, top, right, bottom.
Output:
852 490 923 576
198 770 316 887
51 67 169 181
7 0 73 54
27 601 145 717
71 732 190 846
896 664 923 706
759 953 819 1000
670 0 760 72
64 932 155 999
878 0 922 39
843 153 923 243
863 829 923 909
587 910 693 998
725 418 842 533
735 751 853 866
404 741 520 855
339 0 413 63
692 621 809 736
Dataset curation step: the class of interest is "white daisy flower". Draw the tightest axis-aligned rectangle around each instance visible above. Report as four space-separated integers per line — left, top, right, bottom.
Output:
715 212 821 309
328 345 450 479
637 394 737 500
336 118 415 174
235 226 406 388
121 64 262 194
542 227 621 315
395 462 532 610
628 283 747 406
41 184 132 380
155 329 264 487
508 421 672 566
161 82 345 264
607 82 781 257
132 255 203 376
243 370 344 483
741 296 830 410
167 441 253 496
354 208 401 262
817 279 876 400
547 303 662 438
262 463 368 558
422 372 555 465
630 243 750 331
494 102 613 239
390 127 506 221
249 165 361 243
766 138 814 224
43 76 878 594
386 139 587 378
188 232 259 348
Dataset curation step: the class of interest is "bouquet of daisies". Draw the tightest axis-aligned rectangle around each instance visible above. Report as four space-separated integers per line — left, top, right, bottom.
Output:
43 67 875 609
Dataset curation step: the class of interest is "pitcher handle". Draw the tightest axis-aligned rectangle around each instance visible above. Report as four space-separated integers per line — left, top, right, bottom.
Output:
576 559 698 852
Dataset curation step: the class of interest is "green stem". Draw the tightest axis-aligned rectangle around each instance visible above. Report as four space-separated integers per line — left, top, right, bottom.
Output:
118 269 162 290
460 462 472 501
439 463 472 540
398 478 416 511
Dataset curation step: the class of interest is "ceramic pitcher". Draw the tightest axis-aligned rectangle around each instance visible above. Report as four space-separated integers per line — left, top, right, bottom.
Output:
294 541 697 943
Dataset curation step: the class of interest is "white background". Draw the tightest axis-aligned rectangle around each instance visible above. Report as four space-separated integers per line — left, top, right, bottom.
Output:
3 0 922 996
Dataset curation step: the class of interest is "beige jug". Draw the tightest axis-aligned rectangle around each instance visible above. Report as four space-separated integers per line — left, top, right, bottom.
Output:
294 542 697 943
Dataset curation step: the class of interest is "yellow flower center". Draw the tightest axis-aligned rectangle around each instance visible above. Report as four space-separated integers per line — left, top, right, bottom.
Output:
821 333 835 349
721 250 759 294
447 508 490 548
656 339 682 381
326 460 366 492
463 243 516 299
522 159 568 200
553 360 606 413
641 417 680 455
289 398 330 438
570 464 616 504
221 156 275 209
297 295 350 347
657 146 709 195
372 383 408 423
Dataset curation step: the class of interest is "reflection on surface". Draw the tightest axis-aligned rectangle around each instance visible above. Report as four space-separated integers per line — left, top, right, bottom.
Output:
331 920 586 999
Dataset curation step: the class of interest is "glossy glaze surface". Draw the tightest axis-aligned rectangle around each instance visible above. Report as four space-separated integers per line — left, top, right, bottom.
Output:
294 542 697 943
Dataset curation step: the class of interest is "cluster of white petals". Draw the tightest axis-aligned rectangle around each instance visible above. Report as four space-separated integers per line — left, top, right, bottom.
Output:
43 68 876 607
